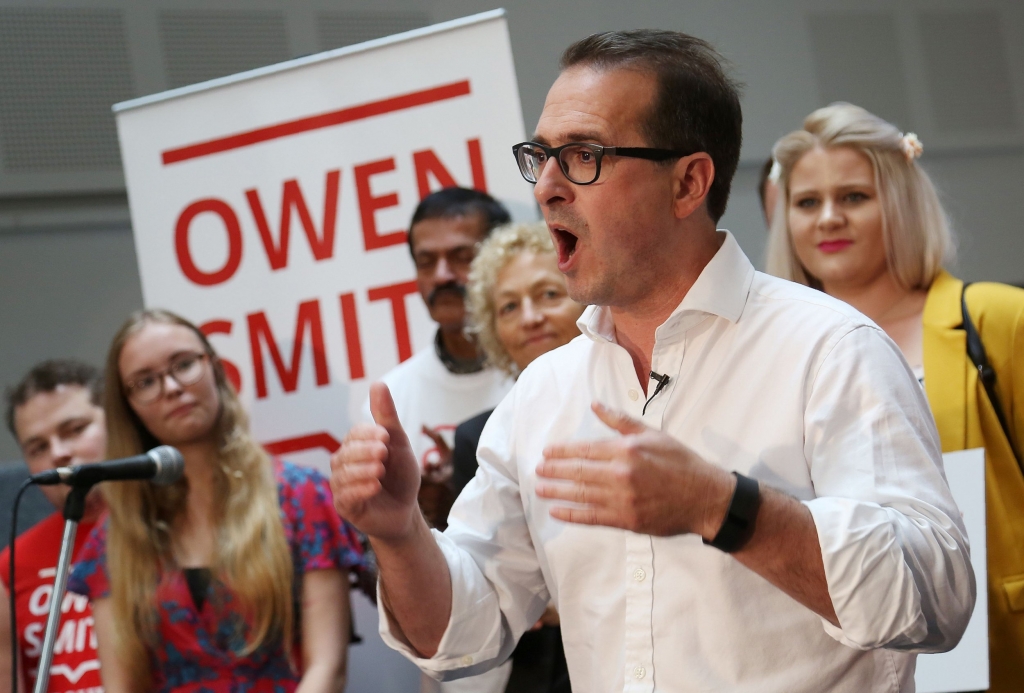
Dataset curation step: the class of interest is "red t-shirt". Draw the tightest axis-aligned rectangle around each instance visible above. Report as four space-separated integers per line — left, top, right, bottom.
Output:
0 512 103 693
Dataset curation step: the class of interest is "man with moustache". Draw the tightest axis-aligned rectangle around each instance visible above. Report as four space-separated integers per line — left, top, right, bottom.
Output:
0 361 107 693
369 187 513 487
334 31 974 692
364 187 513 692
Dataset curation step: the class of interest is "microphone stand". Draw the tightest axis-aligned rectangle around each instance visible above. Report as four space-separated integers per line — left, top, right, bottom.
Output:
32 485 89 693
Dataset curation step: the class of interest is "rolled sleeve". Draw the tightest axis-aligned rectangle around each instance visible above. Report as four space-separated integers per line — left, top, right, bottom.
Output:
379 530 509 679
804 325 975 652
379 387 550 680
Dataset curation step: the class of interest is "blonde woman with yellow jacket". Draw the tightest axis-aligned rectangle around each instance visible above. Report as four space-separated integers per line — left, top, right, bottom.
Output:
766 102 1024 692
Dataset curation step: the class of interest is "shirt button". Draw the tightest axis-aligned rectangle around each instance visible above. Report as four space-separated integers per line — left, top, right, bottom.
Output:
461 655 473 665
628 389 639 401
633 567 646 582
634 665 646 679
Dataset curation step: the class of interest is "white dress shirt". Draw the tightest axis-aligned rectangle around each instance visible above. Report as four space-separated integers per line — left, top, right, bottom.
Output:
380 232 975 692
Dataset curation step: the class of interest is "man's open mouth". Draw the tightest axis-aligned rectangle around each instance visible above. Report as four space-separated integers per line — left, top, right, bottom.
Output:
551 226 579 266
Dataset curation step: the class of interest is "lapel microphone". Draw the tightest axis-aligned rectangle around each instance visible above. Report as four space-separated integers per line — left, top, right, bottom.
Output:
643 371 671 415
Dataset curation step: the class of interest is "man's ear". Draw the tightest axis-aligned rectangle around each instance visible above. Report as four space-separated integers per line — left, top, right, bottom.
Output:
672 153 715 220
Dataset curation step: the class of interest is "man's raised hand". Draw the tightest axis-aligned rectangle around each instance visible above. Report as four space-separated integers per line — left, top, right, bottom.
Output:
330 382 422 541
535 401 733 538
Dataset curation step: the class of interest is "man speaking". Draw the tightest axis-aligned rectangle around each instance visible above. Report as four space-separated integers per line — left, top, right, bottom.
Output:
331 30 974 692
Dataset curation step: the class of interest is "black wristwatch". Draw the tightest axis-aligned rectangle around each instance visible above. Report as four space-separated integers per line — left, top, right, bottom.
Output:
703 472 761 553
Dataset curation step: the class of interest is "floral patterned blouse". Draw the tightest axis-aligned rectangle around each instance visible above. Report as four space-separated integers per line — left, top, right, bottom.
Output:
68 460 364 693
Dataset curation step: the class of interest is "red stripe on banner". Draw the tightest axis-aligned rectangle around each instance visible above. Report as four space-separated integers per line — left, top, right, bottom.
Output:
264 432 341 456
162 79 472 165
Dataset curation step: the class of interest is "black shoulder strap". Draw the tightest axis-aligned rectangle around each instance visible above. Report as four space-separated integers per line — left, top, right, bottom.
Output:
961 283 1021 470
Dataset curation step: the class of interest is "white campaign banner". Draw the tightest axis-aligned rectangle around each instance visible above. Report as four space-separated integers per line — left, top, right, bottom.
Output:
115 10 535 475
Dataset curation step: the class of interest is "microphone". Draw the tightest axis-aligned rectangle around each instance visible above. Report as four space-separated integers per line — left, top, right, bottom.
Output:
31 446 185 487
649 371 671 396
642 372 672 416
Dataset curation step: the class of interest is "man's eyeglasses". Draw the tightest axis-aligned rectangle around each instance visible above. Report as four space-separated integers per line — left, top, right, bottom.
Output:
124 352 209 404
512 141 689 186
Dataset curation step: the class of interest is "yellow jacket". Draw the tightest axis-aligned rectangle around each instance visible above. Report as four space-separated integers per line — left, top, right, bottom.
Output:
923 271 1024 692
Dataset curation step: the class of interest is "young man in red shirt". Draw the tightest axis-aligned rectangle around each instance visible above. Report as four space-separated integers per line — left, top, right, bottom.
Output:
1 361 106 693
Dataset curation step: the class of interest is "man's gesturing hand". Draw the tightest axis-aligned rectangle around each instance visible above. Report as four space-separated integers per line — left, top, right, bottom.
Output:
330 382 422 541
535 401 734 538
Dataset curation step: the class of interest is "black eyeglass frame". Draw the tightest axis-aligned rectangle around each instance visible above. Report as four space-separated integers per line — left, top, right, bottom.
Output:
124 351 210 404
512 141 690 185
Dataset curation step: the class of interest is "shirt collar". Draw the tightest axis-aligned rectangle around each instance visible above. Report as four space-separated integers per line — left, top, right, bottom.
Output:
577 231 755 344
434 328 487 374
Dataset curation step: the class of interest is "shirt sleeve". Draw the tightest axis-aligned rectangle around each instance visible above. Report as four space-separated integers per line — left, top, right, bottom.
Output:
278 461 365 573
378 384 550 681
66 519 111 600
803 324 975 652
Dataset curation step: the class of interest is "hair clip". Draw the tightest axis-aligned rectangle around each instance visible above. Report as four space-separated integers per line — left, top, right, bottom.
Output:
768 159 782 182
220 465 244 480
899 132 923 161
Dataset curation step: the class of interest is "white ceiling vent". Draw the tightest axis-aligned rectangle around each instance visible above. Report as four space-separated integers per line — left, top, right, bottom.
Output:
317 10 431 51
0 8 134 173
159 10 290 89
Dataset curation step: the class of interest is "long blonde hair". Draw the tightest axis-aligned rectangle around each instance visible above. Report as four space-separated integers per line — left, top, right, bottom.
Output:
102 309 293 688
765 102 954 290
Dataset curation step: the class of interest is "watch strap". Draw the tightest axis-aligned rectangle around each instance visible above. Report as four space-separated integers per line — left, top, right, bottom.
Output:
703 472 761 553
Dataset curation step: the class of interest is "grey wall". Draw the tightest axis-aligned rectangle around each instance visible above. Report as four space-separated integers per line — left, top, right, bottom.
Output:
0 224 142 373
0 2 1020 691
1 0 1021 453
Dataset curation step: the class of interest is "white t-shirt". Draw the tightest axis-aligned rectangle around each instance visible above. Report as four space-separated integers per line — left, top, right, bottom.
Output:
364 344 512 471
382 232 974 693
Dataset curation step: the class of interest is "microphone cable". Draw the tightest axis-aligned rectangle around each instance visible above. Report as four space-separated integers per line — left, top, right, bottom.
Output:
8 478 33 693
643 372 672 416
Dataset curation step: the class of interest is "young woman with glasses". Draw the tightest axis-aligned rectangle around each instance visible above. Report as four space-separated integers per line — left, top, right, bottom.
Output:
67 309 364 693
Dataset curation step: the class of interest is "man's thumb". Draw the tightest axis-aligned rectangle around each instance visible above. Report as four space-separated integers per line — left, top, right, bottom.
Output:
592 401 649 435
369 381 403 432
369 382 415 468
